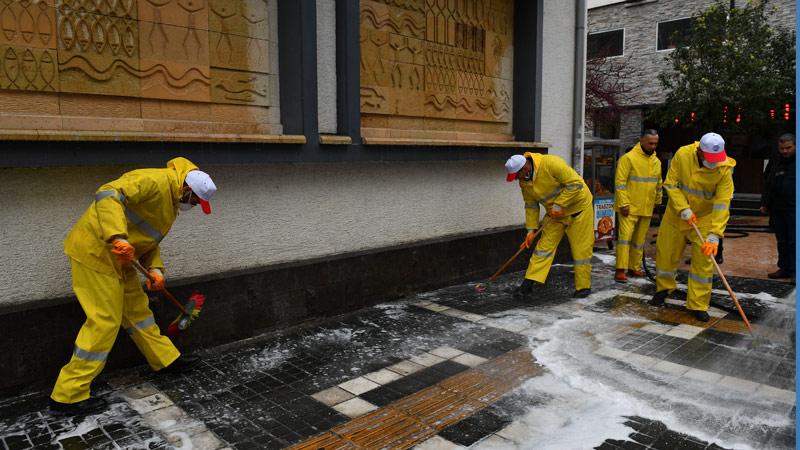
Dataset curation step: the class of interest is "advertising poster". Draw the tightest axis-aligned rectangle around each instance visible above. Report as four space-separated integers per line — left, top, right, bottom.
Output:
594 198 615 241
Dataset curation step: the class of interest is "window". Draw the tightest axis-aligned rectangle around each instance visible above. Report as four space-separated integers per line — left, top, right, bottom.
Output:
587 29 624 59
657 18 693 50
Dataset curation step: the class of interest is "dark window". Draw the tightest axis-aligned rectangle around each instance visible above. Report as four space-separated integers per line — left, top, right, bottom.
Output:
587 29 624 59
657 18 693 50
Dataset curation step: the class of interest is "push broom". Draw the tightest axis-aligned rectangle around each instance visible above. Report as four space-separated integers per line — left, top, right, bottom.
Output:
131 260 205 336
475 217 549 293
690 222 754 338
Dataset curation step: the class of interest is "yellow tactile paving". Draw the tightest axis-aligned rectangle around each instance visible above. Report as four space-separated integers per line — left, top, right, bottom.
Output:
288 348 543 450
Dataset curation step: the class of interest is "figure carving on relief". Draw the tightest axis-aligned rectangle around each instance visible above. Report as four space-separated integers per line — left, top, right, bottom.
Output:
210 0 236 64
241 0 267 25
145 0 170 54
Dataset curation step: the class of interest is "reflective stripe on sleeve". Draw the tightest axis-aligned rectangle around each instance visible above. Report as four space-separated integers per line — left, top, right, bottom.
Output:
616 184 627 190
95 190 126 204
525 203 539 209
712 203 728 210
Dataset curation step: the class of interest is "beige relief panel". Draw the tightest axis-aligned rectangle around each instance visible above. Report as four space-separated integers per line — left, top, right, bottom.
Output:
360 0 514 142
0 0 281 139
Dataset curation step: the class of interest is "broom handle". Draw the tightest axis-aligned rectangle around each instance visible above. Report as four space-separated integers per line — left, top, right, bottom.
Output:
489 220 548 282
690 223 753 336
131 260 188 315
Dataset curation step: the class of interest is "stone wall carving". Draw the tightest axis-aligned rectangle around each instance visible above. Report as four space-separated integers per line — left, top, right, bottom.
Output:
0 0 280 138
360 0 514 141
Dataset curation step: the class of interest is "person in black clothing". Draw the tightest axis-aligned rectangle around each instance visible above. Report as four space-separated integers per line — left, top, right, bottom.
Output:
760 133 795 281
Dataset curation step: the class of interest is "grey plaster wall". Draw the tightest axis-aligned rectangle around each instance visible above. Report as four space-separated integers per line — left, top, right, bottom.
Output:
316 0 338 134
0 162 525 307
541 1 580 165
589 0 796 108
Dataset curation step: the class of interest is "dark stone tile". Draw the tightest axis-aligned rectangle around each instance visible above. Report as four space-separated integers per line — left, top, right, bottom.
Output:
359 386 406 407
438 407 512 446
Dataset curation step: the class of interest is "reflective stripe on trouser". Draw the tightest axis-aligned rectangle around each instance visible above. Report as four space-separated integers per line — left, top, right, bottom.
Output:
654 220 714 311
615 215 652 270
525 204 594 290
51 260 180 403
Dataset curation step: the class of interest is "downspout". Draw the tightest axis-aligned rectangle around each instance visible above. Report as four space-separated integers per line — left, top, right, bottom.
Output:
572 0 587 174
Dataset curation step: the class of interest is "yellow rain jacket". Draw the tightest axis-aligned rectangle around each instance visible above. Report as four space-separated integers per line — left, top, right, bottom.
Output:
662 143 736 236
519 152 593 231
614 143 663 216
64 157 200 277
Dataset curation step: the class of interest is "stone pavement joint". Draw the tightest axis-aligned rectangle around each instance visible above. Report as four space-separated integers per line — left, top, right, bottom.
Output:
288 348 542 449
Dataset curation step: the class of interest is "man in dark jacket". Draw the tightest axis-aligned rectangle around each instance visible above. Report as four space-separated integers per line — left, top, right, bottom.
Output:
760 133 795 281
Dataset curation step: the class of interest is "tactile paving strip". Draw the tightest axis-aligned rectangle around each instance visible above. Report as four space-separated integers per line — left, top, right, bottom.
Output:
288 348 542 449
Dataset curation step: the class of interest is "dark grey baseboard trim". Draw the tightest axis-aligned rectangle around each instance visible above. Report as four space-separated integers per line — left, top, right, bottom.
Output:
0 226 569 395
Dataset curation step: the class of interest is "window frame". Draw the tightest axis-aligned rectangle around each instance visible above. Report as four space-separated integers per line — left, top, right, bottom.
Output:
587 28 626 59
656 16 693 52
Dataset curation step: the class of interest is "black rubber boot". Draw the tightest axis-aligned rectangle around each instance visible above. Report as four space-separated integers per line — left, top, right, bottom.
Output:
159 354 201 374
650 290 669 306
514 279 535 297
49 397 108 416
572 288 591 298
691 310 710 322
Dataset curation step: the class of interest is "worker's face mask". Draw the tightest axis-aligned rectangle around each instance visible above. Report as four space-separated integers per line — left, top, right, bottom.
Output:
702 160 718 169
178 188 195 211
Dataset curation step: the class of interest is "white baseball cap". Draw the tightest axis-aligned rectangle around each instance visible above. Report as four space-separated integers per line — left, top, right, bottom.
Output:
505 155 526 182
185 170 217 214
699 132 727 163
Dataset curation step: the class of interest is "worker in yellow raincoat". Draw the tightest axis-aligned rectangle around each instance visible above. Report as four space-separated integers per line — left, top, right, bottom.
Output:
614 129 663 283
650 133 735 322
505 152 594 298
50 157 217 415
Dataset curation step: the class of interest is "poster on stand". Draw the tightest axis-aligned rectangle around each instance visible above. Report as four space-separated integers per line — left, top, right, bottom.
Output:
594 198 615 241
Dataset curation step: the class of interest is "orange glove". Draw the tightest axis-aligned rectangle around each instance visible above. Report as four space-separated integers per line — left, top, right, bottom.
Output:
702 242 718 257
520 231 537 249
680 208 697 226
111 239 135 265
702 233 720 257
146 268 165 291
548 204 565 219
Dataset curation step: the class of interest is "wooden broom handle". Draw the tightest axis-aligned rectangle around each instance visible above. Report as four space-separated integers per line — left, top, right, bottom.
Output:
131 260 188 315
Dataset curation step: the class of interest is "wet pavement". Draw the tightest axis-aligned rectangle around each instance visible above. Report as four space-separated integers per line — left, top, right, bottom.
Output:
0 250 794 449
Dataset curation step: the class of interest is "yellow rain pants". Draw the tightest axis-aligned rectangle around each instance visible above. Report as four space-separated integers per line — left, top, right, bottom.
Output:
654 220 714 312
655 142 736 312
525 205 594 290
615 214 652 271
51 259 180 404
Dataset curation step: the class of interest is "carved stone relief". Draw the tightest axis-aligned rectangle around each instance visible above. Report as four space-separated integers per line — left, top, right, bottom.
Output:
361 0 514 140
0 0 278 137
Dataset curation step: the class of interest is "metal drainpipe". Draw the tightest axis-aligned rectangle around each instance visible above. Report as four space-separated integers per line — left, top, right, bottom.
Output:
572 0 587 174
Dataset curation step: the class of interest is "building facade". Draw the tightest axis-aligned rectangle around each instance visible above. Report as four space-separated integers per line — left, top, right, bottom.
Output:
587 0 796 156
0 0 587 389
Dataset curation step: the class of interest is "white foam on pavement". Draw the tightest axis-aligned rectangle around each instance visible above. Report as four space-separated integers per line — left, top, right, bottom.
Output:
497 311 792 450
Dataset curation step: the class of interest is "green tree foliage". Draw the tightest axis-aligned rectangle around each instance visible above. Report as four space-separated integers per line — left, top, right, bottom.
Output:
653 0 795 133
